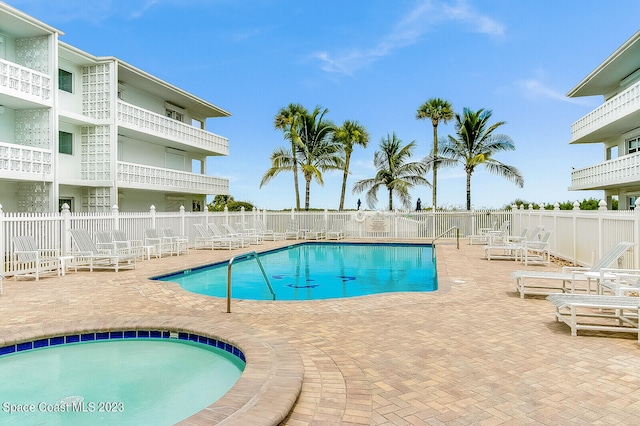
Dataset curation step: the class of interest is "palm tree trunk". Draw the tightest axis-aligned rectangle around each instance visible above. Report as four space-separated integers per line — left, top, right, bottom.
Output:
305 177 311 211
432 123 438 210
339 154 351 211
466 170 472 211
388 189 393 211
292 140 300 210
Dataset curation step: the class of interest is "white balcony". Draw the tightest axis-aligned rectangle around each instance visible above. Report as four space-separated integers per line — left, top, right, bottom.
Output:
569 152 640 190
0 142 53 181
570 80 640 144
117 161 229 194
116 101 229 156
0 58 52 108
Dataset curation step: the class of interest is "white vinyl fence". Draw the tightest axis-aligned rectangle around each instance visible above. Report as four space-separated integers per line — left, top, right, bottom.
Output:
1 202 639 276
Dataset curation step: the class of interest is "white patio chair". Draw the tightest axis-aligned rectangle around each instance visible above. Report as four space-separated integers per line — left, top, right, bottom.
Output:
546 293 640 342
162 228 189 255
194 223 240 250
326 219 345 240
68 229 136 272
511 242 636 298
144 228 175 257
11 236 60 281
284 220 300 240
255 219 285 241
222 223 262 245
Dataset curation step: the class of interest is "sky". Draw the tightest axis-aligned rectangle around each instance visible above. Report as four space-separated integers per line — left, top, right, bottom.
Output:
8 0 640 210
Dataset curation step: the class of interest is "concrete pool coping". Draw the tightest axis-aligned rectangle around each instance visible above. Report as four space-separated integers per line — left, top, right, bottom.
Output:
1 239 640 424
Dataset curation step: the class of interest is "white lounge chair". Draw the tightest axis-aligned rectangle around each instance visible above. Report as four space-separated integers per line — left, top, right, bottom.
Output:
511 242 636 298
484 227 545 262
95 231 134 255
326 220 345 240
284 220 300 240
468 220 497 245
255 219 285 241
521 230 553 266
144 228 175 257
208 223 250 248
222 223 263 245
485 220 510 245
68 229 136 272
194 223 241 250
304 221 326 240
162 228 189 255
111 230 148 259
546 293 640 342
596 268 640 296
11 236 60 280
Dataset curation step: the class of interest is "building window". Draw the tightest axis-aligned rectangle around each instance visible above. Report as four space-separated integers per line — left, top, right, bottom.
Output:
628 137 640 154
166 108 184 122
58 69 73 93
59 131 73 155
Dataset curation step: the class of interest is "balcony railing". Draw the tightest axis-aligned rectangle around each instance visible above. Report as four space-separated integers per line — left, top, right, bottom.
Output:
0 58 52 105
570 152 640 190
117 161 229 194
570 80 640 142
116 101 229 155
0 142 53 179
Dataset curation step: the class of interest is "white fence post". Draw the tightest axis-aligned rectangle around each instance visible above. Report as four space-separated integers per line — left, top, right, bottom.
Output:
61 203 71 255
572 201 580 265
0 204 4 275
150 205 156 229
112 204 119 230
635 199 640 269
179 205 185 236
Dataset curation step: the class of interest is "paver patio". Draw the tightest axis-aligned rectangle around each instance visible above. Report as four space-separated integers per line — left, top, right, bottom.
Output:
1 240 639 425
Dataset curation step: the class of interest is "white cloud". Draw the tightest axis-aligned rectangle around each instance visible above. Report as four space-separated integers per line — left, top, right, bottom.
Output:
314 0 505 75
517 79 593 105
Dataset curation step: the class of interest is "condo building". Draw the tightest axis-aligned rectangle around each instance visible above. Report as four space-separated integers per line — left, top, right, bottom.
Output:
568 30 640 210
0 2 230 213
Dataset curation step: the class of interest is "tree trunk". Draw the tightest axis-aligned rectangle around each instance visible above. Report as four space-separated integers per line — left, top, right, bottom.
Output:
305 177 311 211
388 189 393 211
466 170 472 211
291 140 301 210
432 122 438 210
339 154 351 211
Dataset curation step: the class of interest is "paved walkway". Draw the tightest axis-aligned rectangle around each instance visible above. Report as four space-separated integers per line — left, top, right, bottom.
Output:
1 241 639 425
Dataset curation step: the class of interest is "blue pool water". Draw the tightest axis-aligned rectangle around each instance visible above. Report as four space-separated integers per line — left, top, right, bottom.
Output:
156 242 436 300
0 334 245 425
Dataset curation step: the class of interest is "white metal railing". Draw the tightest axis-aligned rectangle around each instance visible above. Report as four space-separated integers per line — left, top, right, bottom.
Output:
2 204 640 276
0 142 53 178
117 161 229 194
570 152 640 189
570 80 640 141
0 58 52 105
116 100 229 155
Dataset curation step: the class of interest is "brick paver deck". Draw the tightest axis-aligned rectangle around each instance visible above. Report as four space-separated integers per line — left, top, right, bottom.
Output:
1 240 639 425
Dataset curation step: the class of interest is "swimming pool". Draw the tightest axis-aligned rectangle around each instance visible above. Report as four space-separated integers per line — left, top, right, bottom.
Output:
156 242 436 300
0 331 245 425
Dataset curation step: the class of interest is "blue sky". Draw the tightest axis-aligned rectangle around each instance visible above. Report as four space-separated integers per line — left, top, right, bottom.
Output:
10 0 640 210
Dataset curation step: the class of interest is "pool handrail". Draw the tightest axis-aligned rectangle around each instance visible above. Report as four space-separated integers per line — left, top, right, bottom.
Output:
431 226 460 259
227 251 275 313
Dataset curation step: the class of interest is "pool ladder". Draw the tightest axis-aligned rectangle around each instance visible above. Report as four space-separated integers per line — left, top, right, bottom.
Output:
227 251 275 313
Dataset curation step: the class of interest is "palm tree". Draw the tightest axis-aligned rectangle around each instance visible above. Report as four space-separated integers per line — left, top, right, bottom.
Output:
439 108 524 210
333 120 370 210
296 106 343 210
352 133 430 210
273 103 307 210
416 98 454 210
260 146 298 199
